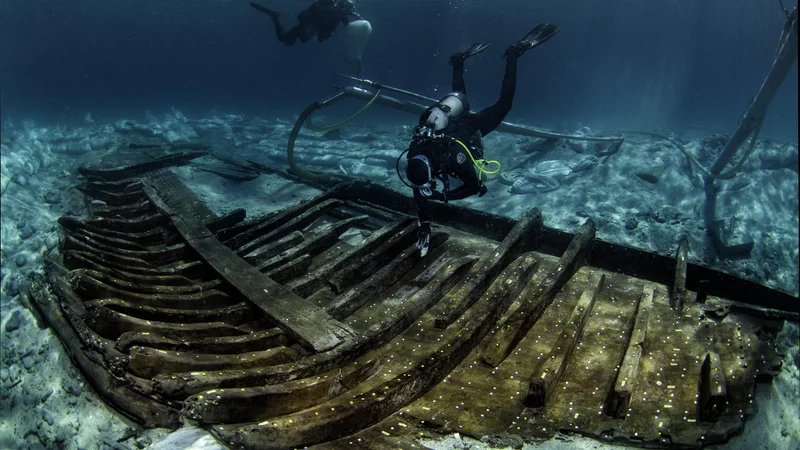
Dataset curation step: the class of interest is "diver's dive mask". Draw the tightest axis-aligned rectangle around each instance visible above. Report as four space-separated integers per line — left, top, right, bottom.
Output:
414 92 469 141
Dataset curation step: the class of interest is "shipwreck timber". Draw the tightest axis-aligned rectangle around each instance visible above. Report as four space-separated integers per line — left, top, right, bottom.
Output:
26 153 796 449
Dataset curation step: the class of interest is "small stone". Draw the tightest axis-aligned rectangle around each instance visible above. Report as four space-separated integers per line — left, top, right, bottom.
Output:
5 310 22 332
6 274 21 297
22 356 34 371
13 174 28 187
45 234 59 251
634 171 659 184
624 217 639 231
15 254 27 268
8 364 20 381
41 408 55 426
19 226 35 240
0 367 8 381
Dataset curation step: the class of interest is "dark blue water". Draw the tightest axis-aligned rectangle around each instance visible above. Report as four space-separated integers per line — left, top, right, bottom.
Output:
1 0 797 141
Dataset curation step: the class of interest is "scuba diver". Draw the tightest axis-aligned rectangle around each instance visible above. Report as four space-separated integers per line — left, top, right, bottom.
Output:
250 0 362 44
250 1 372 74
403 24 560 257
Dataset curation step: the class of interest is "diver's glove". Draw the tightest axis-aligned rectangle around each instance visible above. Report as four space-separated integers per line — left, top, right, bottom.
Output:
478 184 488 197
416 221 431 257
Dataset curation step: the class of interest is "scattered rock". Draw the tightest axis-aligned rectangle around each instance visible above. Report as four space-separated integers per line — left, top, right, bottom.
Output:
15 254 28 268
22 356 35 371
13 174 28 187
41 409 55 426
5 310 22 332
635 171 659 184
6 274 22 297
45 234 59 251
19 226 35 240
625 216 639 231
0 367 8 381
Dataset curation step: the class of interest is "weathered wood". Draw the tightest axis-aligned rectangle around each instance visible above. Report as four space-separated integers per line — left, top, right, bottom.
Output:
698 352 727 422
72 272 234 309
671 235 689 311
326 232 449 320
143 174 353 353
85 299 251 324
26 273 182 428
223 194 340 251
64 250 206 279
77 151 207 181
327 223 418 294
524 274 605 408
479 219 596 368
604 284 654 418
212 253 539 449
206 208 247 234
702 296 800 322
235 199 344 256
76 185 145 206
83 214 168 233
287 219 415 298
60 218 175 246
67 233 188 266
115 328 287 354
184 359 381 423
127 344 300 379
72 228 149 251
152 251 474 399
64 236 155 269
71 269 220 294
266 254 313 284
434 206 543 328
80 179 144 194
85 305 251 341
243 231 304 264
91 200 157 220
253 215 369 271
67 260 204 287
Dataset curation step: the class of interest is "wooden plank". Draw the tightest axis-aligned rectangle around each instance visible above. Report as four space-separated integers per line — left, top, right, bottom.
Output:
77 151 207 181
434 206 543 328
211 253 539 449
143 173 353 352
325 233 448 320
26 272 182 428
479 219 596 368
698 352 727 422
287 219 415 298
604 284 654 418
671 235 689 311
524 274 604 407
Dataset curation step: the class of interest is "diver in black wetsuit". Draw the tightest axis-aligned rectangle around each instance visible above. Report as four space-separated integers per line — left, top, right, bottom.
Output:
404 24 560 257
250 0 361 45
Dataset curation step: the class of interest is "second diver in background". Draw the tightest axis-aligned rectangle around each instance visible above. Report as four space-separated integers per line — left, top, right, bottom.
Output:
403 24 560 257
250 0 372 74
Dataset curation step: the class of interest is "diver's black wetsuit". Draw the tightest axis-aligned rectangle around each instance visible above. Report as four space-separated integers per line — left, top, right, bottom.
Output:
251 0 360 45
406 53 518 223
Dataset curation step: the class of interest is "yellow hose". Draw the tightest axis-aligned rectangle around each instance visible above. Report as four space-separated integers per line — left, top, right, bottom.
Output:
451 138 501 181
305 89 381 132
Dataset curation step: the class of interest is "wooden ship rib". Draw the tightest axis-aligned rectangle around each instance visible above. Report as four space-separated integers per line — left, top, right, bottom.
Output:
24 152 798 449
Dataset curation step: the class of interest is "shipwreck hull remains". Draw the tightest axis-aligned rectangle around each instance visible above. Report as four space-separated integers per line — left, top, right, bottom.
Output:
27 154 796 449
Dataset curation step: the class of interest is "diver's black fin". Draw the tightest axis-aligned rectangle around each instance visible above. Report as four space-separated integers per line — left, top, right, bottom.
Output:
250 2 279 19
449 42 491 65
504 24 560 58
